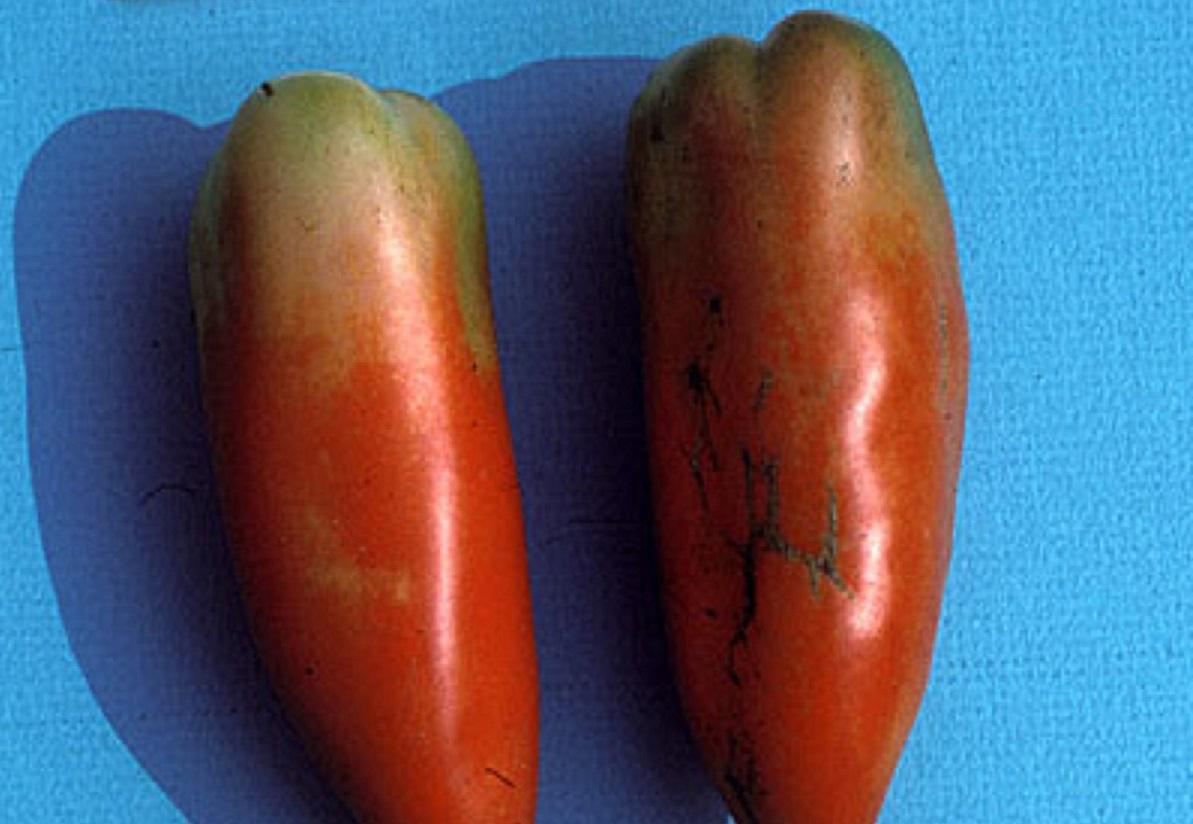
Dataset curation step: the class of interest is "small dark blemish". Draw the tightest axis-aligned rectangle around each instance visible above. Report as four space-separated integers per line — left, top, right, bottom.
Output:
708 294 723 317
260 82 274 97
703 607 718 620
650 121 665 143
304 666 315 677
485 767 516 789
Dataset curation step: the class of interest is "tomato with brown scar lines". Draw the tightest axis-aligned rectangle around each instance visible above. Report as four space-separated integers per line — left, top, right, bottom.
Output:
189 72 538 823
627 13 968 823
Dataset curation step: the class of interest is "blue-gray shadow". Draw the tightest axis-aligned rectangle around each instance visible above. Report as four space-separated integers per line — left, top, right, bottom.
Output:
14 58 725 822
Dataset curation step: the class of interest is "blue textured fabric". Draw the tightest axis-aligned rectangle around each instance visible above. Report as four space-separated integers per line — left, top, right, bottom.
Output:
2 3 1191 822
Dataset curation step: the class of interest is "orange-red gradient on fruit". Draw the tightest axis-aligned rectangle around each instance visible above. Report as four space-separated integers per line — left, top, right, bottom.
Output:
190 72 538 824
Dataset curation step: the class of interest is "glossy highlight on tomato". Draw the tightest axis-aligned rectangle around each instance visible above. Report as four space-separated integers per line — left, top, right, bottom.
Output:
189 72 539 823
627 13 968 823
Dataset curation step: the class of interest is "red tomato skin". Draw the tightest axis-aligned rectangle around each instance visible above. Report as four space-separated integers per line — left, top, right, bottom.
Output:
189 73 538 823
627 13 968 824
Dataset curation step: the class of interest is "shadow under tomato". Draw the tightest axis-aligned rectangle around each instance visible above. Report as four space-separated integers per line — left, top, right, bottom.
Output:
13 57 725 823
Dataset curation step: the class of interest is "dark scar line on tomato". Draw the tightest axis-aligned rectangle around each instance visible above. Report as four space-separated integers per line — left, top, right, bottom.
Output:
685 358 721 418
484 766 516 789
724 447 761 686
682 294 728 501
756 452 850 597
724 768 762 824
681 440 711 511
724 446 852 684
725 730 763 824
683 356 722 509
752 368 773 413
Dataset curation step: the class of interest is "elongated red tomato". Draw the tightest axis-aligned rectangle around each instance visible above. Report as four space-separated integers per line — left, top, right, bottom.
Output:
627 13 968 824
189 72 538 823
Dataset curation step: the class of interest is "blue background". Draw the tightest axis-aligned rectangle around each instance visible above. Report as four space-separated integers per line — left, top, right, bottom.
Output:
2 2 1191 822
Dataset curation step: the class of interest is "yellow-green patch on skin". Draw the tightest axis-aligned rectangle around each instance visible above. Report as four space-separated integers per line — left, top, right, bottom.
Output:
297 504 413 607
188 71 498 384
307 552 414 607
380 90 497 372
191 73 391 389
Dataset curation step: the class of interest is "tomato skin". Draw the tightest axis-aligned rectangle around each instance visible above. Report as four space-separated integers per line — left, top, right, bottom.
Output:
626 13 968 824
189 73 538 823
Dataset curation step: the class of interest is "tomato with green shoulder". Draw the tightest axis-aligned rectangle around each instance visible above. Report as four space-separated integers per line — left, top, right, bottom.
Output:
190 72 539 824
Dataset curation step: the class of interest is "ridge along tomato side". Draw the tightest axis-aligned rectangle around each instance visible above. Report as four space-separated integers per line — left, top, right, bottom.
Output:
189 72 539 823
626 13 968 824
